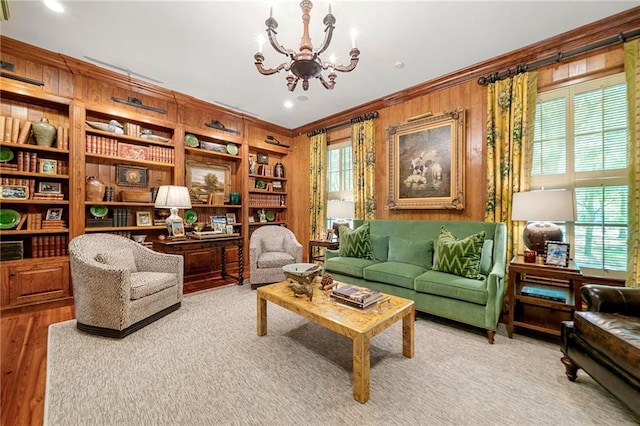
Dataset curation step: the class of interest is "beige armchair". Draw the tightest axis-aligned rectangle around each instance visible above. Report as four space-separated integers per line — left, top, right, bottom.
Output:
249 225 302 289
69 233 183 338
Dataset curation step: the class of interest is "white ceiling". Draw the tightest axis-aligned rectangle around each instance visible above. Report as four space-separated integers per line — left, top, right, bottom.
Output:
1 1 638 129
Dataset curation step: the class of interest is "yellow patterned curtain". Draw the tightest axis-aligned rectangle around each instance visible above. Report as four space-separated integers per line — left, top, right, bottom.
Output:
309 132 328 241
352 119 376 220
625 39 640 288
485 72 538 268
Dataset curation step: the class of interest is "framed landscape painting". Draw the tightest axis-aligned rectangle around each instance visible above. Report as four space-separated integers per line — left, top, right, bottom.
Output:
186 160 231 202
386 109 465 210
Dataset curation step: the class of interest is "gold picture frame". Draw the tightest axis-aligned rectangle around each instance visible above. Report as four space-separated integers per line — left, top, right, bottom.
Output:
186 160 231 203
386 109 465 210
136 211 152 226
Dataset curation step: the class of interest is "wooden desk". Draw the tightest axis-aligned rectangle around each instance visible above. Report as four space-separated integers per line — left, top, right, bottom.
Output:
153 236 244 286
308 239 339 263
508 255 583 338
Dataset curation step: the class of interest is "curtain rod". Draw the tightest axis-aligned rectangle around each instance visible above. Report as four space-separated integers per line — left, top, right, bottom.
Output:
477 28 640 85
307 111 379 137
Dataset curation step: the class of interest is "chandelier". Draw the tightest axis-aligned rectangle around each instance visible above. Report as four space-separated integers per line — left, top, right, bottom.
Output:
254 1 360 91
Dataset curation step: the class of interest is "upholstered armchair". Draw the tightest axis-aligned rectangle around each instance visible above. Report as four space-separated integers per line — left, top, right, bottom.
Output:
249 225 302 289
69 233 183 338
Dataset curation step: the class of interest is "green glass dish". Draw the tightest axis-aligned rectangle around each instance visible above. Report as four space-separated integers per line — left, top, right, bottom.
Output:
0 209 21 229
184 210 198 224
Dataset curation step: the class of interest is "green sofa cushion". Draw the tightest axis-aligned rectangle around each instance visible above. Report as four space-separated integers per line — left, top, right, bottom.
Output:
388 237 433 268
371 235 390 262
414 270 488 305
339 223 375 260
324 257 378 278
363 262 426 290
433 227 485 279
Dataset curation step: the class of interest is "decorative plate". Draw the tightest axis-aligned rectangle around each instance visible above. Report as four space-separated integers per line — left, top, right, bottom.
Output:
226 143 238 155
89 205 108 219
184 210 198 224
255 180 265 190
185 134 199 147
266 210 275 222
0 147 14 163
0 209 21 229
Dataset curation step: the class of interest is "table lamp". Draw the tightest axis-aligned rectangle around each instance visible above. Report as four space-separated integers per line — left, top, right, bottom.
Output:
327 200 355 240
511 190 575 255
154 185 192 237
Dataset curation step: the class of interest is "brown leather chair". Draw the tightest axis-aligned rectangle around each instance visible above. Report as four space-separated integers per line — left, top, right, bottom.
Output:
560 284 640 415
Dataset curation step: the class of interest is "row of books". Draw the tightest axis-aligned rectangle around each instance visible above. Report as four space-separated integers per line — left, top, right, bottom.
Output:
248 193 286 207
112 208 132 227
330 283 385 309
3 152 69 175
31 235 69 258
85 136 175 164
0 116 69 149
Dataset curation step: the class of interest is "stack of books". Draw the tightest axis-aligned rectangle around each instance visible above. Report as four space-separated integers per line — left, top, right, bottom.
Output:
330 283 384 309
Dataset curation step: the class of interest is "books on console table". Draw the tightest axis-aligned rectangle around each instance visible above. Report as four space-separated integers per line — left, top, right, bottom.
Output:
521 285 567 303
331 283 384 309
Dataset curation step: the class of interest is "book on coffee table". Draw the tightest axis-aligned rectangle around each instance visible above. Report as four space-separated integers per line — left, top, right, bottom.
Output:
331 283 384 308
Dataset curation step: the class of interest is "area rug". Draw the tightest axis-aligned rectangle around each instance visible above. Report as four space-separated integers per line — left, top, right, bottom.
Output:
45 284 638 425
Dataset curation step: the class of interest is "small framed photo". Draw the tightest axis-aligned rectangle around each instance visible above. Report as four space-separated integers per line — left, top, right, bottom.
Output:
171 221 185 237
0 185 29 200
38 181 62 194
257 152 269 164
136 211 152 226
45 208 63 221
38 159 57 174
248 215 255 223
226 213 236 224
272 181 283 190
544 241 570 267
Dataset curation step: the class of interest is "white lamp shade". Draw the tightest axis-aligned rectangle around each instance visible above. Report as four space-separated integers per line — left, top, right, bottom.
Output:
511 190 575 222
327 200 355 218
154 185 192 209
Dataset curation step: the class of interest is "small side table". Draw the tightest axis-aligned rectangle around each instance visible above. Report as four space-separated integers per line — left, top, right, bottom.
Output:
508 254 583 338
308 239 339 263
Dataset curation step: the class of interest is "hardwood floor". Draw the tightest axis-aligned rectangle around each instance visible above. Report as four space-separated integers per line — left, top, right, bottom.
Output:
0 278 239 426
1 305 74 426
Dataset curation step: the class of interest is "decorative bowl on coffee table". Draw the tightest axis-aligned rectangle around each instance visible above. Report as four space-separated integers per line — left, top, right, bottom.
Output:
282 263 322 286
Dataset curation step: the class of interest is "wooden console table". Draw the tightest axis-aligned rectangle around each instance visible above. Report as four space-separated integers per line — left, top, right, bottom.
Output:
153 236 244 287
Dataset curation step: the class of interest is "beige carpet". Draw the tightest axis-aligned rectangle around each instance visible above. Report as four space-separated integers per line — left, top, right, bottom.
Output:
45 284 638 425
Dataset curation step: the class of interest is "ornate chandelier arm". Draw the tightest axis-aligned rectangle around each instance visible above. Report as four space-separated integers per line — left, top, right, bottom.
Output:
254 53 290 76
333 48 360 72
265 18 296 58
315 14 336 56
318 72 337 90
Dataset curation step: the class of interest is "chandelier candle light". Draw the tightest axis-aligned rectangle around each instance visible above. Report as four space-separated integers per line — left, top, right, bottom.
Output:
254 1 360 91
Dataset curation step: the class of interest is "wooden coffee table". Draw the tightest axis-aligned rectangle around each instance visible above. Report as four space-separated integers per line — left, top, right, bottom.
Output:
256 281 415 403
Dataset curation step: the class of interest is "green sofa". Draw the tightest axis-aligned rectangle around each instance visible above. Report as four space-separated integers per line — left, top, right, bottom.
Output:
323 220 507 343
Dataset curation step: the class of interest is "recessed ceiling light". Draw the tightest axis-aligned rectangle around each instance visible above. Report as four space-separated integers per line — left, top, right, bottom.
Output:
43 0 64 13
284 101 293 109
394 62 405 69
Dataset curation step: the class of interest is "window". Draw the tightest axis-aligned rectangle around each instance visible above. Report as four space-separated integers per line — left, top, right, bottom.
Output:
327 140 353 230
532 74 628 276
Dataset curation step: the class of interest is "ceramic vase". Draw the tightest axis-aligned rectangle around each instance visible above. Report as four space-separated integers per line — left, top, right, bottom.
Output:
230 192 240 205
85 176 106 202
32 117 56 147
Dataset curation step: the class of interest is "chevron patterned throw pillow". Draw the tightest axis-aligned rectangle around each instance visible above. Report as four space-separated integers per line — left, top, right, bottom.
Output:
338 222 375 260
432 226 486 279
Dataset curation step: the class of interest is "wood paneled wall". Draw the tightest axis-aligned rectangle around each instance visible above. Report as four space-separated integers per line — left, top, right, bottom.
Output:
287 8 637 256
